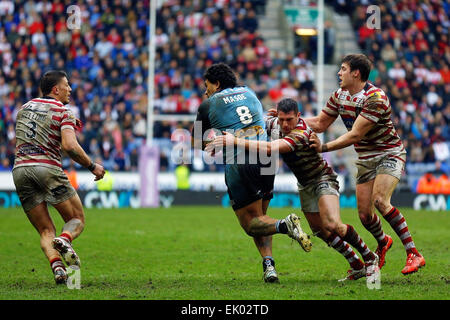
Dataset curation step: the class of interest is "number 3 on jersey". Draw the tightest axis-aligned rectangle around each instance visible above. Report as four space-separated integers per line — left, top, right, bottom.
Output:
236 106 252 124
26 121 37 139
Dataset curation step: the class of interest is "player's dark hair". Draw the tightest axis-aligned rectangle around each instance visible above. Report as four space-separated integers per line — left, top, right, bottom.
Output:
277 98 299 114
40 70 68 96
204 63 237 90
341 54 372 82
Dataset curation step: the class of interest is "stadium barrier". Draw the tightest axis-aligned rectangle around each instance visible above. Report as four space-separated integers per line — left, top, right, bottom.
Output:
0 171 338 192
0 190 448 211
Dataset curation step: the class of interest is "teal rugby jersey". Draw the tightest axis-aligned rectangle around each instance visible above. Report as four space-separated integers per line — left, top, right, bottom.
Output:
194 86 267 162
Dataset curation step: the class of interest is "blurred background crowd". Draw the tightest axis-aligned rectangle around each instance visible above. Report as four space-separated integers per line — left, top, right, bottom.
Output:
0 0 448 193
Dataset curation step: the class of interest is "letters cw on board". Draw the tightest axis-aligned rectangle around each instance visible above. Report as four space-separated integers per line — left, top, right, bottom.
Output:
0 191 449 211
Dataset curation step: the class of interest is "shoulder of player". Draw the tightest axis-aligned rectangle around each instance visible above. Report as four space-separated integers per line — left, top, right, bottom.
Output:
333 88 344 97
30 97 65 108
363 90 389 111
265 115 279 128
198 98 210 109
214 86 251 98
286 120 310 139
363 84 387 101
330 88 347 102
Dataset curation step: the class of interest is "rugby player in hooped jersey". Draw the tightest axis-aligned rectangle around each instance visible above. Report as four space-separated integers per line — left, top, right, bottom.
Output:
213 98 380 282
308 54 425 275
12 70 105 284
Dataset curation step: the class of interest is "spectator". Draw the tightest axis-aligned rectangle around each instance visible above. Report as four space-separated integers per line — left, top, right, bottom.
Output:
175 164 190 190
416 173 438 194
436 173 450 194
64 161 79 190
0 157 11 171
1 0 446 182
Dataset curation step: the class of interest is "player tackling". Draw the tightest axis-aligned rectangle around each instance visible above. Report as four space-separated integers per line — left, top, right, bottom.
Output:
12 70 105 284
213 98 380 282
308 54 425 274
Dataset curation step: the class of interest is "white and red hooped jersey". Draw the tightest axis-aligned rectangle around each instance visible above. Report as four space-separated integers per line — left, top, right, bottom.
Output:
14 97 77 169
323 83 405 162
266 116 337 187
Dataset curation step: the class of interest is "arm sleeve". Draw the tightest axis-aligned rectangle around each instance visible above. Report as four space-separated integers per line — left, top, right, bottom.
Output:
192 100 212 149
60 109 77 131
192 100 212 137
360 91 386 124
281 128 309 152
265 115 278 138
322 91 340 118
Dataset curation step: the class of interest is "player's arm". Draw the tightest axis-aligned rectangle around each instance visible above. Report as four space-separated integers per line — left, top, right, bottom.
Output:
310 115 375 153
212 131 292 155
303 111 336 133
304 92 339 133
61 128 105 180
191 100 212 150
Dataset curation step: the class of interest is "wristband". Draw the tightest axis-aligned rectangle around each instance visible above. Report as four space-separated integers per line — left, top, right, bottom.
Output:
322 144 328 153
87 161 96 172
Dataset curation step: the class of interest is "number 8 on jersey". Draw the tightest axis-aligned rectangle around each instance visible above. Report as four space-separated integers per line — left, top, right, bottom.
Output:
236 106 253 124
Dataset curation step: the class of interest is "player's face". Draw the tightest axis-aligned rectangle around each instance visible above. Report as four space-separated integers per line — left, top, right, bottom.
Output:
338 63 358 90
278 110 300 134
204 79 220 98
54 77 72 104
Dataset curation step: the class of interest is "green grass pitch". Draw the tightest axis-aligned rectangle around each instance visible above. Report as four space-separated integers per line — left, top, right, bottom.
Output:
0 206 448 300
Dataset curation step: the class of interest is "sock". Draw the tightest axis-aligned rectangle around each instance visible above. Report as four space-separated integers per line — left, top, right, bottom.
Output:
326 233 364 270
50 257 65 272
383 207 419 256
262 256 275 271
275 219 288 234
342 224 376 262
362 214 388 245
59 232 72 243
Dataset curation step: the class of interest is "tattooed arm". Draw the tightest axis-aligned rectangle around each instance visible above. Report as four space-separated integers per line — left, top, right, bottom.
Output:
61 128 105 180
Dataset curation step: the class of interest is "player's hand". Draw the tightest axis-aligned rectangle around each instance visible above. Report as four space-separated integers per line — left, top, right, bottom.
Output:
267 108 277 117
212 131 235 148
204 142 215 156
309 132 322 152
92 163 105 181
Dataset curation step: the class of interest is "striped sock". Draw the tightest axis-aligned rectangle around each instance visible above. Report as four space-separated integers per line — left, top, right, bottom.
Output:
342 224 376 262
362 214 388 245
50 257 65 272
383 207 419 255
59 232 72 243
326 233 364 270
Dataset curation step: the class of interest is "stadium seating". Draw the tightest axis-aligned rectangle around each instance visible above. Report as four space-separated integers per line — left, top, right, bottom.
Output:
0 0 448 193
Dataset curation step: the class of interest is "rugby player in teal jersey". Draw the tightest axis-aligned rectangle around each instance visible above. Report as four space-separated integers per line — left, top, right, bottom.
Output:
192 63 311 283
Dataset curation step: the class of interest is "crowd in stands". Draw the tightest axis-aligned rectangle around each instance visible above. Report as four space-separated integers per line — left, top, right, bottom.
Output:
0 0 155 173
0 0 320 174
0 0 448 193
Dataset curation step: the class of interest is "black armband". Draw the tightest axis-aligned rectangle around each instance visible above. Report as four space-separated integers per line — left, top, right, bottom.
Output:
87 161 96 172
